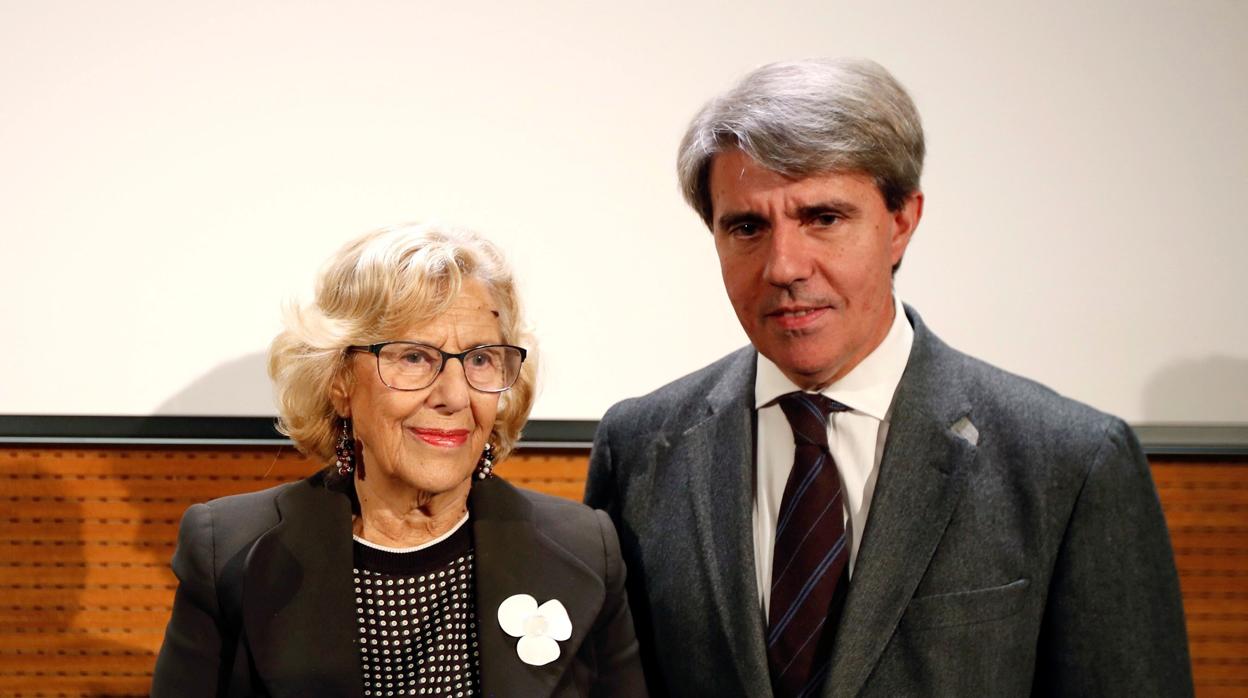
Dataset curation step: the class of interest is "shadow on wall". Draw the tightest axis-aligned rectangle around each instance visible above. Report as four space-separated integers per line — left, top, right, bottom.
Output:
153 351 273 416
0 454 163 697
1141 355 1248 423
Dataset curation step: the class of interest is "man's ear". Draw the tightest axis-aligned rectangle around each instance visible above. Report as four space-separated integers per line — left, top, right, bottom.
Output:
889 191 924 266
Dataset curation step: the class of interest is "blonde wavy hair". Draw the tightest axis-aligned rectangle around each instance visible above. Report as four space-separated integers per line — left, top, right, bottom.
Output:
268 222 536 467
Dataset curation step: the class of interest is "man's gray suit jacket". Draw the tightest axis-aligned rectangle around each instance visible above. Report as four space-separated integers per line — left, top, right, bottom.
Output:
585 306 1192 697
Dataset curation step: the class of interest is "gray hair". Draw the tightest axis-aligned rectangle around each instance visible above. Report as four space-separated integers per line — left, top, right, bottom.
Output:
677 57 925 226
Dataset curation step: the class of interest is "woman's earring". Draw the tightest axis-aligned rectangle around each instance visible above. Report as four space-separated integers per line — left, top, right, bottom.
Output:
335 418 355 476
474 442 495 480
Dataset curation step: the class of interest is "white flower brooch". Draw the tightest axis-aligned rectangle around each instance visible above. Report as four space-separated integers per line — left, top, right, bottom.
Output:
497 593 572 666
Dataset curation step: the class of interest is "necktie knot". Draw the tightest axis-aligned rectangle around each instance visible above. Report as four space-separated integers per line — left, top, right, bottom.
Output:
777 392 849 449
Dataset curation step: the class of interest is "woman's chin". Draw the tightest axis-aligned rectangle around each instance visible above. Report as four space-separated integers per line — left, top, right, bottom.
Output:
383 460 475 499
359 436 481 499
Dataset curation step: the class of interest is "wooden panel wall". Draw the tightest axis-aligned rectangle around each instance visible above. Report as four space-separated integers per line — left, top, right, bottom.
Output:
1154 460 1248 696
0 446 1243 697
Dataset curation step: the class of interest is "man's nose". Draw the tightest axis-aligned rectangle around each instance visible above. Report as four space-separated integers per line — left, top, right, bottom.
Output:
762 223 813 288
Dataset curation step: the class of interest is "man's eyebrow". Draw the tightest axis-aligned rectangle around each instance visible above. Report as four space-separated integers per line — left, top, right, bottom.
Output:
795 200 860 219
715 210 769 231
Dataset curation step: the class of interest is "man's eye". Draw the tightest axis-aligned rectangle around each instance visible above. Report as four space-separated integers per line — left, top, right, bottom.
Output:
731 223 760 238
812 213 839 226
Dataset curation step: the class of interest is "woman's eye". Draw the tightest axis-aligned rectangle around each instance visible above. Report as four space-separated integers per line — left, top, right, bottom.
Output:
400 351 433 365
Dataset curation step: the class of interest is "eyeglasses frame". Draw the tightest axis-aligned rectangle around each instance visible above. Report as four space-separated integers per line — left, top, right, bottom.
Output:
346 341 528 393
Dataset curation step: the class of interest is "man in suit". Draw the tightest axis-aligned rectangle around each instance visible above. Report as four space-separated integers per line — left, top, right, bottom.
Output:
584 58 1192 697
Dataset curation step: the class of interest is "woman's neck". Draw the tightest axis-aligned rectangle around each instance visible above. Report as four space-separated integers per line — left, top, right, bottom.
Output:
352 476 471 548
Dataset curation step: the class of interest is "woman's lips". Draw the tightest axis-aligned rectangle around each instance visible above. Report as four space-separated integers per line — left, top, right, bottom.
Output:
409 428 470 447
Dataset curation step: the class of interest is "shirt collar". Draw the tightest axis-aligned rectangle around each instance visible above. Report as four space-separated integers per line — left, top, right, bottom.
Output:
754 294 914 421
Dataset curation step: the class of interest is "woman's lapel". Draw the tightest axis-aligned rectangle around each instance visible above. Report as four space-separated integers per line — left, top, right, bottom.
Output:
471 477 605 698
242 475 364 698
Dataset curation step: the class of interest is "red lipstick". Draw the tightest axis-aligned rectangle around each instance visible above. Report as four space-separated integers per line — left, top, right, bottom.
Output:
410 428 470 447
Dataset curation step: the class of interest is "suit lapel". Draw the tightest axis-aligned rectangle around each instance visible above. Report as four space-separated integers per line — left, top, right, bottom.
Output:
243 475 363 698
472 477 604 698
671 348 774 696
822 307 978 698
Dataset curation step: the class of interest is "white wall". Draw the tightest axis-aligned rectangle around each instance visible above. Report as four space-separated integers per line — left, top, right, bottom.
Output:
2 0 1245 424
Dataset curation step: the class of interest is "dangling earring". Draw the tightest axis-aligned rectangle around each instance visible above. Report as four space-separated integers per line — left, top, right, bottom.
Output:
335 418 355 476
474 442 495 480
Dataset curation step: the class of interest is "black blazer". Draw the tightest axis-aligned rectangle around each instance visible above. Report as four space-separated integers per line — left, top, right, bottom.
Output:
586 306 1192 697
152 471 646 697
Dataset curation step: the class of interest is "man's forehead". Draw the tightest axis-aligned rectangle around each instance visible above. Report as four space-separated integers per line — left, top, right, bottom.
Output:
709 150 791 196
711 153 875 206
711 150 868 189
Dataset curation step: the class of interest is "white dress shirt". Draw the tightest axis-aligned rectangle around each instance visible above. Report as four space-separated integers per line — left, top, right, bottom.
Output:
752 295 914 617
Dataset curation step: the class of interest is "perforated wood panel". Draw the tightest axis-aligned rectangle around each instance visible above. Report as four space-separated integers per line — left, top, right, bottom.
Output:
0 446 587 697
1155 459 1248 697
0 447 1243 697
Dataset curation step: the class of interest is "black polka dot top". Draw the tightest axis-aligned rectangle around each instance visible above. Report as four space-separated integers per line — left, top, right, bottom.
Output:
352 515 482 698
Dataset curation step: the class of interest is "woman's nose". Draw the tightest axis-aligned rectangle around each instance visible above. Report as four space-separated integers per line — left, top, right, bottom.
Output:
427 358 473 412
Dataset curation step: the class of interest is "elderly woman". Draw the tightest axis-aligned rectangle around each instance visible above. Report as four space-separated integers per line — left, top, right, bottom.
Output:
152 224 645 697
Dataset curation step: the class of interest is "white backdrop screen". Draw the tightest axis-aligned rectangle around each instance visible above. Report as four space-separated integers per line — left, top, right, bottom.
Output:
2 1 1245 425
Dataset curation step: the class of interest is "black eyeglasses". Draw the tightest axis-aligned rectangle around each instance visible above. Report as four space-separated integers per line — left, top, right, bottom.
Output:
347 342 527 393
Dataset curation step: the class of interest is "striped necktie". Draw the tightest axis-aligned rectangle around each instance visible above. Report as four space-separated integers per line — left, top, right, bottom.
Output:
767 391 851 698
